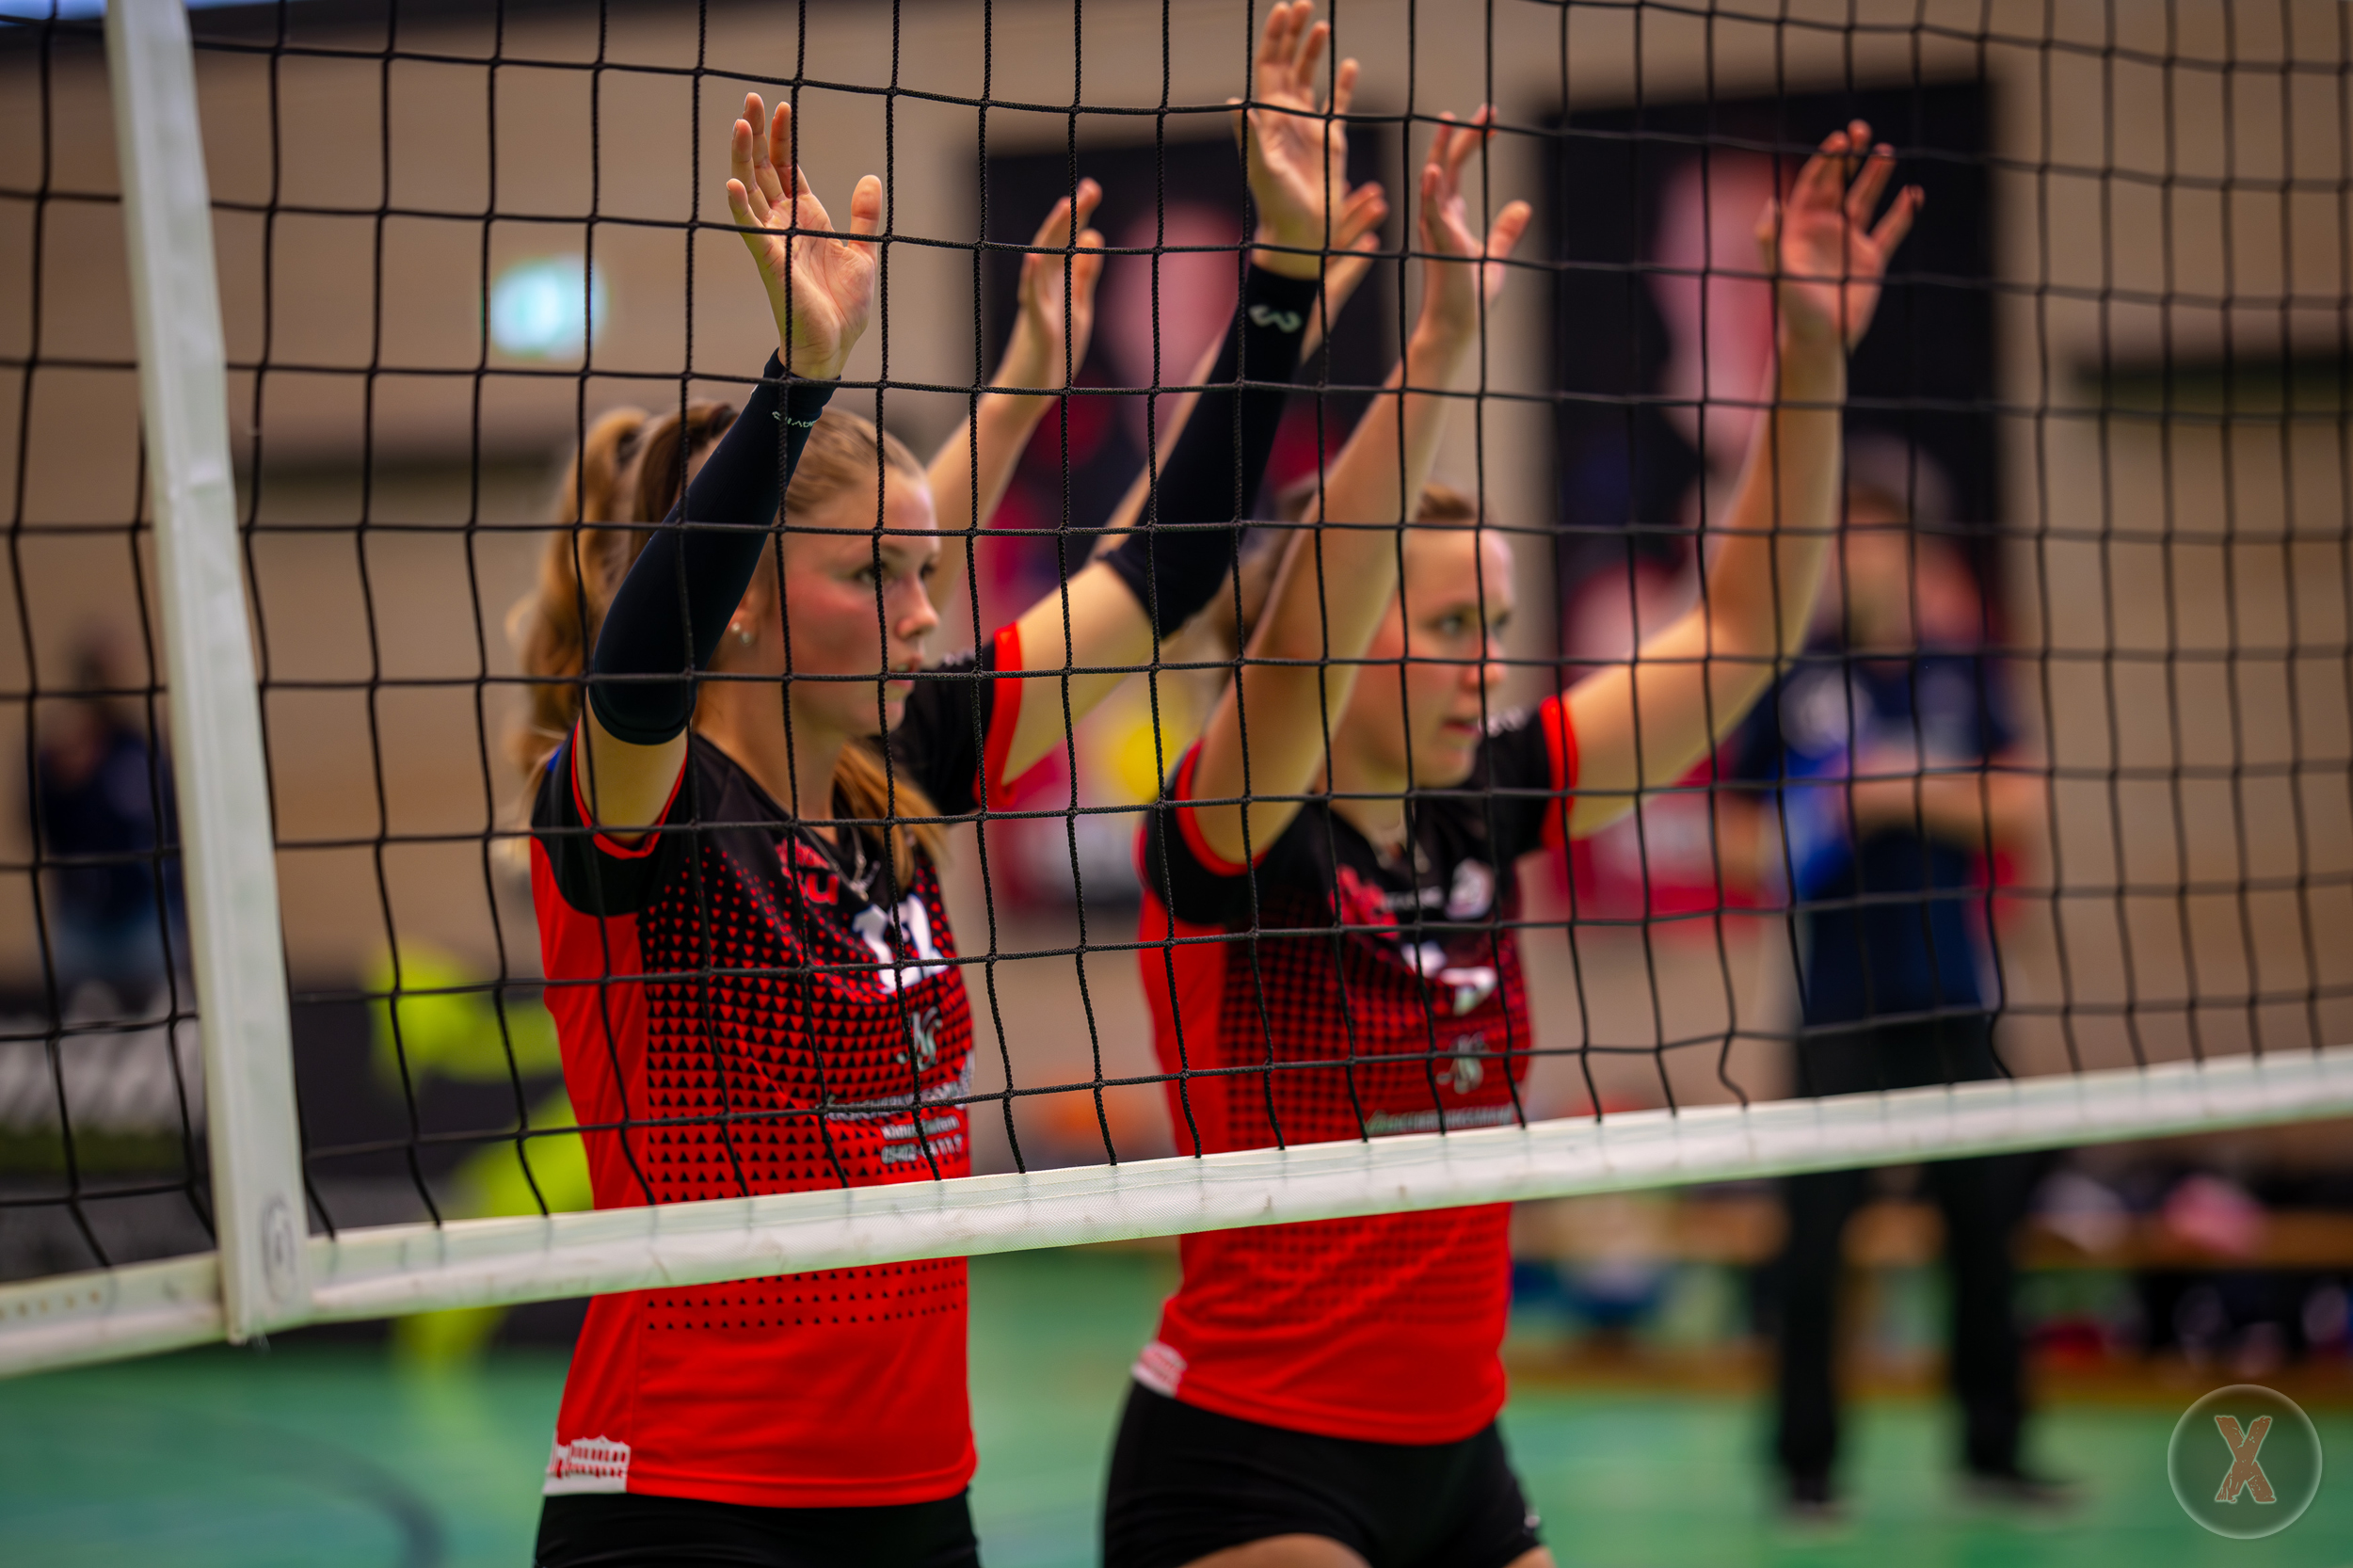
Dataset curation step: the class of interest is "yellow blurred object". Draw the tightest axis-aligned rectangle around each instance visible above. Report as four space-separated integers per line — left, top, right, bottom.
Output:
1094 675 1199 805
367 943 589 1366
366 944 563 1084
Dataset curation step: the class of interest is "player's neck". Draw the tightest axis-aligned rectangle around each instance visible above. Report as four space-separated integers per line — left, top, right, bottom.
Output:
1321 744 1412 857
694 694 851 844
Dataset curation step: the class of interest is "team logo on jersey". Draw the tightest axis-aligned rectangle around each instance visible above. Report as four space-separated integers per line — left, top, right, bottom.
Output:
1446 1032 1487 1095
904 1004 944 1072
853 895 952 993
1335 864 1400 932
1445 860 1495 920
782 840 840 906
544 1435 631 1494
1403 942 1501 1016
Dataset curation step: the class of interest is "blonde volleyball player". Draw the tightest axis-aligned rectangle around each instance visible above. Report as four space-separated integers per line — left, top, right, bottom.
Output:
1108 120 1919 1568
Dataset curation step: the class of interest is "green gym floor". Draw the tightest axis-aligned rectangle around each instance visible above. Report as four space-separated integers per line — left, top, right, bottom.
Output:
3 1249 2347 1568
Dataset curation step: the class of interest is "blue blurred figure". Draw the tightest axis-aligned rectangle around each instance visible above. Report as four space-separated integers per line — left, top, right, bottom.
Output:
32 630 182 1014
1732 444 2057 1517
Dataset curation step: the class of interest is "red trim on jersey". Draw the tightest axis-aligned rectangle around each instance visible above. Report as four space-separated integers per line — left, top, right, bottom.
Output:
568 727 687 860
1536 693 1579 851
530 840 655 1207
980 622 1029 806
1169 743 1255 875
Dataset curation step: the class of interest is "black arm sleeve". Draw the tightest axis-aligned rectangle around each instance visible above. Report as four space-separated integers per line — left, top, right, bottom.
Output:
1102 265 1321 635
585 357 836 746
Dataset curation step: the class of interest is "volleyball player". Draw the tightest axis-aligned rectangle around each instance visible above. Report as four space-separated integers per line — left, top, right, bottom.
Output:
1105 122 1921 1568
522 19 1385 1560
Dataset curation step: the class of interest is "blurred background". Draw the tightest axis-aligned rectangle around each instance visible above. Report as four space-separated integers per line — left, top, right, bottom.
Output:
5 0 2353 1562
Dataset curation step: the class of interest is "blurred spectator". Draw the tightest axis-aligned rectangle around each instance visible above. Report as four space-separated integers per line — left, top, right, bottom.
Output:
31 630 181 1014
1733 445 2055 1515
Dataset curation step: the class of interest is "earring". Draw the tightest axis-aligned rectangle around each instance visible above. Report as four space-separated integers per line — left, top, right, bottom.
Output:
734 625 755 647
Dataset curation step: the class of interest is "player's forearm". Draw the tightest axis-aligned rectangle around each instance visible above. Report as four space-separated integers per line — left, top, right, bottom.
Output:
1262 323 1473 672
925 386 1051 608
1101 266 1318 636
1097 334 1224 540
1573 334 1844 824
1850 768 2040 849
1703 334 1846 682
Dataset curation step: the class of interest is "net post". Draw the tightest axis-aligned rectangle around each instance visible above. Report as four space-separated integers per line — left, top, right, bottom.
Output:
104 0 308 1341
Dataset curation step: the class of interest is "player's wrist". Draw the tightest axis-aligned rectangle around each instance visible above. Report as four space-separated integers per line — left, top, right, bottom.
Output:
1773 328 1844 400
1250 223 1328 280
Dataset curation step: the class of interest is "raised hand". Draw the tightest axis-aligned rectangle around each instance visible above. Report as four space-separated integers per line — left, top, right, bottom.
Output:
1414 108 1532 346
1000 179 1107 392
1241 1 1385 280
1759 120 1922 353
725 93 881 380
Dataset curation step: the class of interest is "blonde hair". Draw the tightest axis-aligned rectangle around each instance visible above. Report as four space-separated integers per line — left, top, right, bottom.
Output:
508 402 952 882
507 402 739 786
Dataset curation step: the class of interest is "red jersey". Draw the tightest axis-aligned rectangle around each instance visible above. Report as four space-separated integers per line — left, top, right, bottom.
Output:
530 632 1024 1509
1131 697 1576 1444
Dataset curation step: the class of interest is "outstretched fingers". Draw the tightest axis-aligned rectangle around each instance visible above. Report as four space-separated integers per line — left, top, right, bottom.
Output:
747 95 789 209
725 175 764 239
1485 200 1533 264
769 102 821 217
1327 56 1357 120
1291 15 1330 101
1793 124 1854 213
1870 184 1925 257
1423 112 1462 199
1441 104 1495 186
729 117 773 229
1029 177 1102 253
1255 2 1303 90
1070 227 1107 295
1844 141 1897 231
844 174 884 249
1334 180 1388 251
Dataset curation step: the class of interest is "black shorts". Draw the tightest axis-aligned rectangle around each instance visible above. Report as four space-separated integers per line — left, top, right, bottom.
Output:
535 1490 980 1568
1101 1383 1543 1568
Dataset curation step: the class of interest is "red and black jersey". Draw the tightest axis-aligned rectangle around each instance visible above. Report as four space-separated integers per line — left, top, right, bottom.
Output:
1131 696 1577 1445
530 628 1026 1510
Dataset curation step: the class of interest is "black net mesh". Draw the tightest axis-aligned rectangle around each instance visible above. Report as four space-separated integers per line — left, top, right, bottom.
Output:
0 0 2349 1288
1 6 208 1282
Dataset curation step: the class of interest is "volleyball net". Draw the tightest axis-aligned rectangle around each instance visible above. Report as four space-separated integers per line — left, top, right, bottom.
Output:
5 0 2353 1376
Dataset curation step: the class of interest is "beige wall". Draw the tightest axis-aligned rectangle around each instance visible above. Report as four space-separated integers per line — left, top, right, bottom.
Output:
1 0 2348 1125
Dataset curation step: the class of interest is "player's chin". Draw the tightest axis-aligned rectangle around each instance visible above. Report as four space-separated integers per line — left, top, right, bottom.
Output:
1418 724 1483 784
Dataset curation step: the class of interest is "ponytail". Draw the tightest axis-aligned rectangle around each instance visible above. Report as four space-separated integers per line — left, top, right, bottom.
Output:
508 408 648 784
507 402 742 787
833 737 945 889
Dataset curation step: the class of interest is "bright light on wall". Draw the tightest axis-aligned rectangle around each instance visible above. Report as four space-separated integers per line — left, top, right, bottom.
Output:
488 256 608 360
